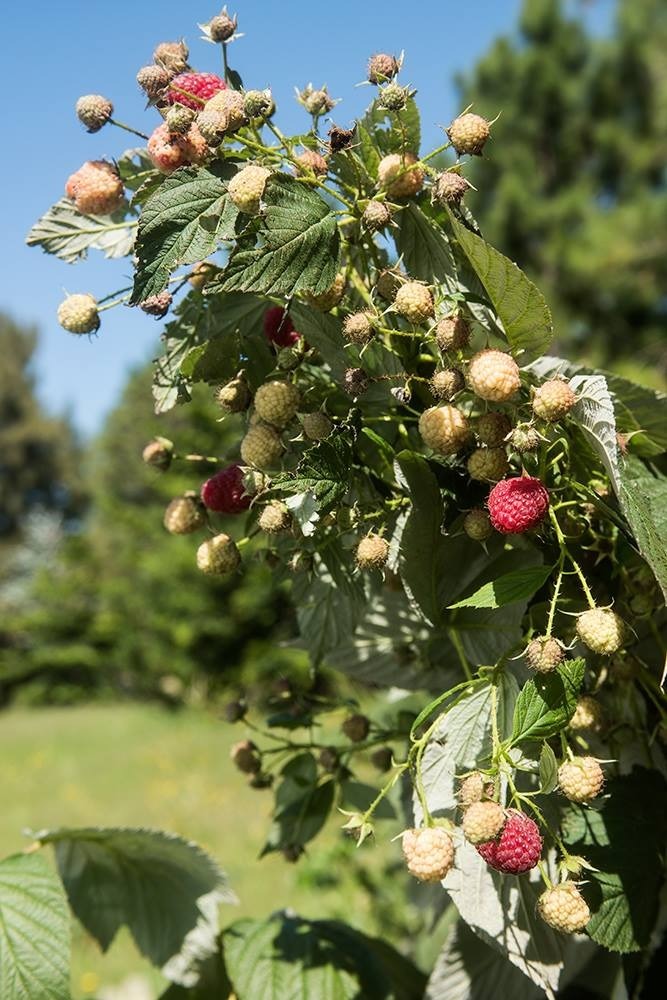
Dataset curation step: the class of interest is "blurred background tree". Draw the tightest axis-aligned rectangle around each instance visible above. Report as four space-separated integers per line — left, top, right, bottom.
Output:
458 0 667 384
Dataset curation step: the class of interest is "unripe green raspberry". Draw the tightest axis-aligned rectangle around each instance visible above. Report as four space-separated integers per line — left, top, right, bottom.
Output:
362 200 392 232
304 272 346 311
356 533 390 570
575 608 625 655
301 86 336 116
142 436 173 470
254 380 300 426
432 171 471 206
525 636 564 673
196 533 241 575
319 747 340 773
231 739 261 774
240 424 283 469
76 94 113 132
165 105 196 133
343 311 375 345
476 411 512 447
189 261 219 289
447 112 492 156
57 294 100 334
163 493 205 534
569 695 605 734
258 501 291 534
419 405 470 455
207 11 237 42
532 379 576 422
378 83 409 111
394 282 434 323
463 509 493 542
342 367 370 397
430 368 465 401
224 699 246 723
301 411 333 440
510 423 542 453
402 827 455 882
342 713 370 742
378 153 424 198
154 40 189 73
371 747 394 772
204 89 247 133
368 53 400 84
558 756 604 803
137 64 172 99
538 882 590 934
467 447 509 482
457 772 486 807
228 164 271 214
435 313 470 352
462 801 505 844
217 375 250 413
244 89 275 119
197 109 228 145
295 150 328 177
467 350 521 402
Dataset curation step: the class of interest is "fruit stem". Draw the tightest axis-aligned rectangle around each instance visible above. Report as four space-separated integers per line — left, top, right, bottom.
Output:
545 554 565 638
109 118 149 141
549 509 596 609
449 628 473 681
420 140 453 165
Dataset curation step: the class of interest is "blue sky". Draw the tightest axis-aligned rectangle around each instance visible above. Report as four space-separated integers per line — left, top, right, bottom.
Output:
2 0 613 435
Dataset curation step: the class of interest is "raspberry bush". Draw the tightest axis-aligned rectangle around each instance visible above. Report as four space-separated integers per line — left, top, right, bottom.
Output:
20 9 667 999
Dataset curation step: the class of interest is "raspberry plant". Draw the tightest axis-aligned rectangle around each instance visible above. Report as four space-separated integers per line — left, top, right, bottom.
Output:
19 9 667 998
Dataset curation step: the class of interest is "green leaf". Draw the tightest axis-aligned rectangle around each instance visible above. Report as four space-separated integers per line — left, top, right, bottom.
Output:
394 203 456 283
447 211 553 359
289 304 347 374
116 147 160 195
271 435 353 512
569 374 621 491
619 455 667 602
395 451 447 626
563 767 667 953
341 781 396 820
509 659 585 745
362 96 421 156
293 565 363 667
158 948 233 999
0 852 70 1000
36 826 235 983
539 743 559 794
216 174 341 297
449 564 553 610
131 163 239 303
261 779 335 855
26 198 136 262
604 371 667 458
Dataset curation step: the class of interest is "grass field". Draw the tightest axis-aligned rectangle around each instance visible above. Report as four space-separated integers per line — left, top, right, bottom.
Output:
0 703 406 998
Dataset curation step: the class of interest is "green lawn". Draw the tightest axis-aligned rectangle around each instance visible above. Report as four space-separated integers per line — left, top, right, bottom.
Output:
0 703 400 998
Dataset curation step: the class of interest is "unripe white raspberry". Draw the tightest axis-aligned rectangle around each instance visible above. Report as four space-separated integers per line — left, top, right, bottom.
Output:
525 636 564 673
462 801 505 844
538 882 590 934
394 282 434 323
466 447 509 482
476 411 512 447
217 375 250 413
378 153 424 198
57 294 100 334
532 379 576 422
402 827 455 882
294 150 329 177
254 381 300 426
304 272 346 311
76 94 113 132
343 311 375 345
356 534 389 570
430 368 465 401
240 424 283 469
575 608 625 655
204 89 247 133
362 200 392 231
228 164 271 214
457 772 486 807
463 509 494 543
569 695 605 734
163 493 205 535
196 533 241 575
435 313 470 352
419 405 470 455
447 113 491 156
258 502 291 534
558 756 604 803
467 350 521 402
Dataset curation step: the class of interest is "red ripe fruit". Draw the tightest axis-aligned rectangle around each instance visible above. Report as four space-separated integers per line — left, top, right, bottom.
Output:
263 306 300 348
201 464 250 514
166 72 226 110
487 475 549 534
475 809 542 874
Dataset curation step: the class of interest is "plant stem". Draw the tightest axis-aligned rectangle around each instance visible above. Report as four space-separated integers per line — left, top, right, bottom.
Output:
109 119 149 141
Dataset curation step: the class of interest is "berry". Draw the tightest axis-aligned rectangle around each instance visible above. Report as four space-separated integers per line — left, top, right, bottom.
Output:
57 293 99 334
467 447 509 483
435 313 471 352
558 756 604 803
300 86 336 116
430 368 464 401
197 109 228 145
378 83 409 112
375 268 403 302
447 113 491 156
419 405 470 455
378 153 424 198
224 699 246 723
569 695 605 733
263 306 300 348
362 200 392 232
510 423 541 453
403 827 455 883
476 809 542 874
463 509 494 543
167 72 226 110
196 533 241 575
140 291 172 318
432 171 471 206
258 501 291 534
462 801 505 844
147 123 208 173
240 424 283 469
65 160 124 216
217 375 250 413
154 40 189 73
533 379 576 422
189 261 219 289
467 350 521 402
538 882 590 934
343 311 374 345
244 89 274 119
319 747 340 773
342 713 370 742
487 476 549 534
201 464 251 515
230 739 261 774
476 412 512 447
301 411 333 440
228 164 271 214
457 772 486 807
254 380 300 426
368 53 400 84
142 437 173 470
525 636 564 673
136 64 172 100
204 89 247 133
575 608 625 655
371 747 394 772
304 272 346 312
356 534 390 570
207 11 237 42
394 282 434 323
163 493 205 535
342 367 369 398
165 105 196 133
76 94 113 132
295 150 328 177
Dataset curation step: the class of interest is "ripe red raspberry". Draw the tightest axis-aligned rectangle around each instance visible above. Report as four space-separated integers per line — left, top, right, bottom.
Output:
263 306 300 347
475 809 542 874
487 476 549 534
166 72 226 110
65 160 124 216
201 464 251 514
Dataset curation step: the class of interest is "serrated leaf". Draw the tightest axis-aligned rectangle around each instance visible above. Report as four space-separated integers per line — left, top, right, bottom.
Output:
362 96 421 156
449 564 553 610
216 174 341 297
131 163 239 303
271 435 353 512
292 565 362 667
447 211 553 360
289 303 348 374
116 147 160 193
509 659 585 745
618 456 667 602
26 198 136 262
569 374 621 491
539 743 559 794
0 852 70 1000
262 780 335 856
395 451 447 627
36 826 235 984
394 203 456 283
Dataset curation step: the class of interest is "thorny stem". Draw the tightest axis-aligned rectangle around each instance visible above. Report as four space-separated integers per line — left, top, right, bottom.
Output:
545 553 566 637
550 509 596 608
